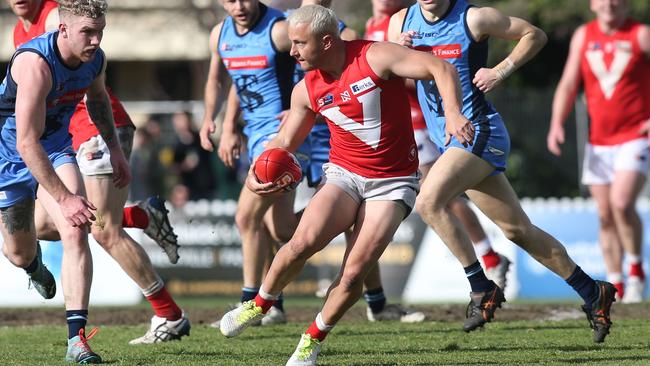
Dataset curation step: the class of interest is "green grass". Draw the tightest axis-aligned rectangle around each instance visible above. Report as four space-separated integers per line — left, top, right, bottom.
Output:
1 298 649 365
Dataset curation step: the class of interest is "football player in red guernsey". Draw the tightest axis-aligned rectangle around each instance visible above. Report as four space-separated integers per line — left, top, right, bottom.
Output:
218 5 471 365
549 0 650 303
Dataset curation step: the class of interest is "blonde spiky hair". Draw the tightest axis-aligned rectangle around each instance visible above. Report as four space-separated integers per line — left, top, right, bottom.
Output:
57 0 108 19
287 5 339 37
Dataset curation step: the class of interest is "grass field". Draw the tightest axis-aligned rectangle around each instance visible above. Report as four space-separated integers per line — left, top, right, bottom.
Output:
1 297 649 365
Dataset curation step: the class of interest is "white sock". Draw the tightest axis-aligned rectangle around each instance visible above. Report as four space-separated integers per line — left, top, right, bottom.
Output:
140 276 164 297
628 254 642 264
607 272 623 284
315 312 334 332
258 285 280 300
473 238 492 257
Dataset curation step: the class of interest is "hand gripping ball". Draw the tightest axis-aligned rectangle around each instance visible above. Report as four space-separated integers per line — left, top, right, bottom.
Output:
253 148 302 191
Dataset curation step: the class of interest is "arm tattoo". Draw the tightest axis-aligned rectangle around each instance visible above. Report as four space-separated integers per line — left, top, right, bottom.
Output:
0 198 35 234
86 99 118 148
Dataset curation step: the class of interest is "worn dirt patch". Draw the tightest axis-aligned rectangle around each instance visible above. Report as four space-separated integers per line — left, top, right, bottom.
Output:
0 302 647 327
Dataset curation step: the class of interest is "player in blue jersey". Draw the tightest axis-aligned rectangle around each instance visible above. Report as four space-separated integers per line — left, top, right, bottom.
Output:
0 0 130 362
388 0 616 343
200 0 302 326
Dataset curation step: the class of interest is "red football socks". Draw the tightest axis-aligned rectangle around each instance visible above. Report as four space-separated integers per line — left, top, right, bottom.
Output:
146 287 182 321
306 321 329 342
613 282 625 299
629 262 645 280
482 249 501 269
122 205 149 229
254 294 276 313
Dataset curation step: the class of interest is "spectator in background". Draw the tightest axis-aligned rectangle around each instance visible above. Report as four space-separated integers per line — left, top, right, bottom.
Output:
170 183 191 211
172 111 216 200
142 116 169 198
548 0 649 303
129 128 153 201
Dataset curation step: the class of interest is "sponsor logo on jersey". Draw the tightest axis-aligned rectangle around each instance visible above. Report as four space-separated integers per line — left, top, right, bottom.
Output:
340 90 351 102
47 89 87 108
615 40 632 51
317 94 334 107
350 77 376 95
412 31 464 39
223 56 269 70
415 44 462 59
0 191 6 200
220 42 246 52
588 41 602 50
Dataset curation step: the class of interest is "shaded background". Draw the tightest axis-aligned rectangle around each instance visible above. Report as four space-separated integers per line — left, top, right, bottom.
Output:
1 0 649 199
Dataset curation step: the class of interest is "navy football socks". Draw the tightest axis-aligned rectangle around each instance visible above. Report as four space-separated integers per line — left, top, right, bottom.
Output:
565 265 598 308
464 260 494 293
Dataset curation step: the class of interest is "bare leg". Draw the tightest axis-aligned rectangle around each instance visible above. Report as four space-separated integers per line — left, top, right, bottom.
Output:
36 164 92 310
0 198 38 268
84 175 159 288
262 185 358 295
467 173 576 279
448 198 488 244
589 185 624 281
416 148 493 267
423 159 492 250
264 189 299 243
34 200 60 241
610 171 645 258
321 201 405 325
235 186 280 288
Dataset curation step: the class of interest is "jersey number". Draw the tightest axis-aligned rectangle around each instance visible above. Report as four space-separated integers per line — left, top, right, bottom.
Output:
320 87 382 150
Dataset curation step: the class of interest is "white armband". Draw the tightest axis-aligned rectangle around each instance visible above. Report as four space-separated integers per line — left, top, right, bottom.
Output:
494 57 516 81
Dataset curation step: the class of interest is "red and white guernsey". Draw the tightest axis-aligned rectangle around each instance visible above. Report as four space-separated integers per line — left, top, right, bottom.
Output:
304 40 418 178
12 1 135 151
364 15 427 131
581 19 650 146
364 15 391 42
12 0 58 46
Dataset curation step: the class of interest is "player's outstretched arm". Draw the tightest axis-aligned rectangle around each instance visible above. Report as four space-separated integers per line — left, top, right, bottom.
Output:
13 52 96 226
467 6 547 93
200 22 230 152
85 57 131 188
548 25 586 156
367 42 474 146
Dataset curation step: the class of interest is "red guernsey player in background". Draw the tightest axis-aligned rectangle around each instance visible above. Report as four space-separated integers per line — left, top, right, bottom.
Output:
548 0 650 303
